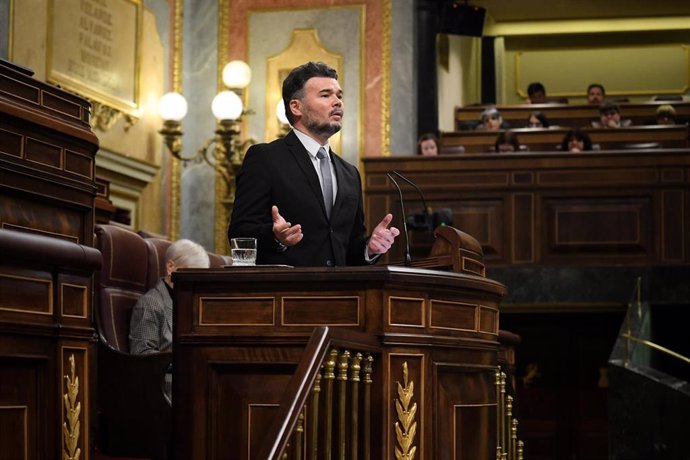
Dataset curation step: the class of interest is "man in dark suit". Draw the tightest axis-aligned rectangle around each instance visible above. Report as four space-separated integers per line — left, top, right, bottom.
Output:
228 61 399 266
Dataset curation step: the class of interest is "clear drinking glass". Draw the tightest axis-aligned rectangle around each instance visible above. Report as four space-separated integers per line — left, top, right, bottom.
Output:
230 237 257 266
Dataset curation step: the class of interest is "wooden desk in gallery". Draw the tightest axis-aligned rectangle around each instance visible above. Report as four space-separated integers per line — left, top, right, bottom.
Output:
440 125 689 153
454 101 690 130
171 265 507 459
0 59 100 459
362 148 690 267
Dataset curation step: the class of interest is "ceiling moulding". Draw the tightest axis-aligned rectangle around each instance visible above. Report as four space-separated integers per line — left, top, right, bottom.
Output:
484 16 690 37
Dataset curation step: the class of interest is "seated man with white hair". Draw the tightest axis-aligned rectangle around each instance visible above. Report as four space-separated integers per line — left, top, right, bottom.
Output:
129 239 210 402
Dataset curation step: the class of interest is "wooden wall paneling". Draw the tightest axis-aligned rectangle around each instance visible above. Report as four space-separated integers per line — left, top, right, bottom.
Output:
363 149 690 268
513 193 535 264
434 363 498 460
455 198 505 262
542 195 652 264
0 338 55 460
661 189 686 263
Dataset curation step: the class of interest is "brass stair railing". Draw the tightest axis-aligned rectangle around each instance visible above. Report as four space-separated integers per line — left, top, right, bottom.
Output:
496 367 524 460
256 327 380 460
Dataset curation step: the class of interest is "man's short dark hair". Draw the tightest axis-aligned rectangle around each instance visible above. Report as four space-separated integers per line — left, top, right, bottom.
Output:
587 83 606 95
527 82 546 97
282 62 338 124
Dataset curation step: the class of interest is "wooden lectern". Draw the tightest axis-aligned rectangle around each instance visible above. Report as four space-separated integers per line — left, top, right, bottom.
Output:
172 227 511 459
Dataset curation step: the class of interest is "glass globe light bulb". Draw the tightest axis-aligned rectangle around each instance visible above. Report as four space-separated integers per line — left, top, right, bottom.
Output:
211 90 243 121
158 92 188 121
276 99 289 125
222 60 252 89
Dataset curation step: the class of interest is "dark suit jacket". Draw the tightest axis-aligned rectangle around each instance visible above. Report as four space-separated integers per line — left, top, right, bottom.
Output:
228 130 369 267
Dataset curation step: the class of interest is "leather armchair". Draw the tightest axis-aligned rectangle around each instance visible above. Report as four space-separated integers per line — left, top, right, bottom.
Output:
94 224 171 460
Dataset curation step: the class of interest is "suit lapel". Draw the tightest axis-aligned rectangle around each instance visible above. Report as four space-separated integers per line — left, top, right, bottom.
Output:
330 150 352 217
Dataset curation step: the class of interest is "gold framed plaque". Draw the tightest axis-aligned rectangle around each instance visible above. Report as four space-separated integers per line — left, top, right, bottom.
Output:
46 0 143 117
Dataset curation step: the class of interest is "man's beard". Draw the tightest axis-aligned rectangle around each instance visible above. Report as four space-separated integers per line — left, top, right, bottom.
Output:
305 119 341 138
302 107 342 138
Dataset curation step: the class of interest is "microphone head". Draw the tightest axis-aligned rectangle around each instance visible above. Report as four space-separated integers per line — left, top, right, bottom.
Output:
432 208 454 228
406 213 433 232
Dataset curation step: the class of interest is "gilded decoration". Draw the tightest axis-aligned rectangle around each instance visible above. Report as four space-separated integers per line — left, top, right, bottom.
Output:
395 361 417 460
62 354 81 460
169 0 183 240
89 99 136 132
381 0 392 156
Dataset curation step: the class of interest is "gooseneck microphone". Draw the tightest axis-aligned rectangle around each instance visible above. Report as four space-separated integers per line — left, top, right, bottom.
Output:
390 170 454 232
386 173 412 266
392 170 430 214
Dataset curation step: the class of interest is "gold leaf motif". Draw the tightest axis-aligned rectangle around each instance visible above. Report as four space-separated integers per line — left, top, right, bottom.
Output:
63 354 82 460
89 100 137 132
394 362 417 460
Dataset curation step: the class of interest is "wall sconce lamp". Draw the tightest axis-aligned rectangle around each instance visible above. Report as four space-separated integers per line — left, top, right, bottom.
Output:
158 60 253 187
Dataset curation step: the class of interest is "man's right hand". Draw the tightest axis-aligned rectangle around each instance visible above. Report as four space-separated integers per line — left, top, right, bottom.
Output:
272 205 303 246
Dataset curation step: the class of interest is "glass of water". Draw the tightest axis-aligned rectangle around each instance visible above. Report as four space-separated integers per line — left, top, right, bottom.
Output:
230 238 257 266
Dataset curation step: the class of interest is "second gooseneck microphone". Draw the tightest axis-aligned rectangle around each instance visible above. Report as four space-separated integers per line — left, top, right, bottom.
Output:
386 172 412 266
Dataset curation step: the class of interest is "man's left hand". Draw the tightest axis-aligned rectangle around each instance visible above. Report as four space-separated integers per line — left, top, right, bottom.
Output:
367 213 400 255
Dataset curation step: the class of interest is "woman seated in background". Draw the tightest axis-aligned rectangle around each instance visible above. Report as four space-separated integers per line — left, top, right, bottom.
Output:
526 111 551 128
417 133 440 156
477 107 508 131
560 129 593 152
494 130 522 153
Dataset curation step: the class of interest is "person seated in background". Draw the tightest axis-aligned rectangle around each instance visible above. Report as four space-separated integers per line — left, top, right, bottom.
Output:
526 82 568 104
587 83 606 105
477 107 507 131
526 111 551 128
417 133 440 156
129 239 210 402
527 82 547 104
560 128 593 152
494 130 522 153
655 104 677 125
592 101 632 128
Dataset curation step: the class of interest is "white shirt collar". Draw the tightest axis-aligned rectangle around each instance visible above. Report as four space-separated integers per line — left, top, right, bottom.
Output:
292 128 330 159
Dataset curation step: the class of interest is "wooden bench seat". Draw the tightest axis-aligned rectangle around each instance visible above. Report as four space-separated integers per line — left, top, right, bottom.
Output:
455 101 690 131
440 125 689 153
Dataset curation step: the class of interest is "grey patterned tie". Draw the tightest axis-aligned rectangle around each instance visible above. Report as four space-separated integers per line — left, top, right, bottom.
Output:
316 147 333 219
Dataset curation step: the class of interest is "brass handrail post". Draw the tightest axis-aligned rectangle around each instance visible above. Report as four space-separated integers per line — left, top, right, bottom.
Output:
294 410 305 460
511 419 518 460
323 348 338 460
350 352 363 460
310 370 322 460
337 351 351 460
495 368 503 455
363 355 373 460
505 395 513 459
501 372 507 455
